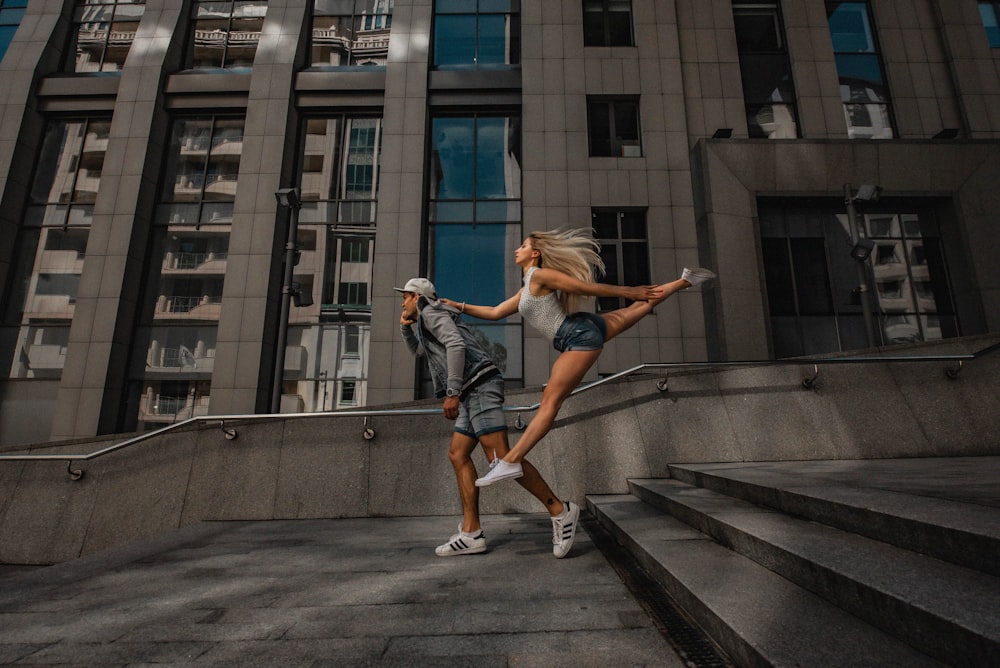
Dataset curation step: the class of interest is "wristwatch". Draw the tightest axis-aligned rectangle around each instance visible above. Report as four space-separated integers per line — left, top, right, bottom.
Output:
445 388 461 397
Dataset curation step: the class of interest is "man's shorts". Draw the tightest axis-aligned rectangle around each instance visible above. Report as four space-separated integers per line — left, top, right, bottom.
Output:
553 312 608 352
454 374 507 438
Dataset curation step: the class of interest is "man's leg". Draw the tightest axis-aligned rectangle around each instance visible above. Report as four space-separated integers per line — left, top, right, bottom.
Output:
435 430 489 556
479 430 564 518
448 431 482 533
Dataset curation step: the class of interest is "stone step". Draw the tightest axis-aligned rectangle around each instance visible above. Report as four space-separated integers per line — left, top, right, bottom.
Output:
667 459 1000 577
586 494 944 668
627 478 1000 667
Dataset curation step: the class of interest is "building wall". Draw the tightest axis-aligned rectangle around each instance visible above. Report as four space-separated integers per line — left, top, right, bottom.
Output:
1 0 999 444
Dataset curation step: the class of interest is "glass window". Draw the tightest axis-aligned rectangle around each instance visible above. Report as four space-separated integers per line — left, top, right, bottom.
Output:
826 1 893 138
587 97 641 157
733 2 798 139
299 116 382 225
979 2 1000 47
0 0 27 64
582 0 633 47
3 119 109 379
131 116 244 430
67 0 145 73
188 0 267 71
592 209 650 311
426 112 523 388
759 202 957 358
433 0 519 70
310 0 392 69
272 113 382 414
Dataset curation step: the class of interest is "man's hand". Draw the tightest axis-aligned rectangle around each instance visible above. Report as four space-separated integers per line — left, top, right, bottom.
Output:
443 395 460 420
400 311 416 326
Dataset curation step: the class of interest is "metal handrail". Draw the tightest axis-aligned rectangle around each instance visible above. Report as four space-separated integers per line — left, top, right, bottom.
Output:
2 340 998 477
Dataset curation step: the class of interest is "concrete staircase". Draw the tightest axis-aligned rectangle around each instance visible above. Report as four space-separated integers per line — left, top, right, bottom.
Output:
587 458 1000 668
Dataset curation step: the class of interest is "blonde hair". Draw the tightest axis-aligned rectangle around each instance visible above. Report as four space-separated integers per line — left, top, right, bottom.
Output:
529 227 606 313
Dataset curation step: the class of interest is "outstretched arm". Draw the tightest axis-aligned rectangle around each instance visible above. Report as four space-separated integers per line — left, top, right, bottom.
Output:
442 291 522 321
531 267 662 302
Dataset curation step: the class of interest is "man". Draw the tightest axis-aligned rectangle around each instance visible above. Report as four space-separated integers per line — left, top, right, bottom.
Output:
396 277 579 558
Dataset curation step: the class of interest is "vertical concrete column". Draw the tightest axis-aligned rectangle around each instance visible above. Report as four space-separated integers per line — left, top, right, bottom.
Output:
929 0 1000 137
209 0 308 416
366 0 430 405
780 0 847 138
50 0 187 440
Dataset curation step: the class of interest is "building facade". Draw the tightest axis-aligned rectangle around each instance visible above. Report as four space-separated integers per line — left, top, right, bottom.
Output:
1 0 998 445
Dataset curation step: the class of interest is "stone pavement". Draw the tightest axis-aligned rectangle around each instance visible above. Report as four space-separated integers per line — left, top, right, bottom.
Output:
0 514 688 666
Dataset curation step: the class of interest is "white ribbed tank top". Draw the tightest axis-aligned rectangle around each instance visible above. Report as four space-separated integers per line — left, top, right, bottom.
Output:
518 267 567 342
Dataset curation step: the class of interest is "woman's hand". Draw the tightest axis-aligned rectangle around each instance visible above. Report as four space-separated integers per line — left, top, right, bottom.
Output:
440 298 460 309
625 285 663 302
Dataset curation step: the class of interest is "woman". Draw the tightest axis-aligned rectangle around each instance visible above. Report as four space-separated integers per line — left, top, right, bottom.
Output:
443 228 715 487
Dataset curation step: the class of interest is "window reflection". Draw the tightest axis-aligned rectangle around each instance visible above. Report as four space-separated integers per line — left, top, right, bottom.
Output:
188 0 266 71
68 0 145 73
826 1 894 138
4 119 109 379
733 2 798 139
433 0 519 70
760 203 957 358
310 0 392 69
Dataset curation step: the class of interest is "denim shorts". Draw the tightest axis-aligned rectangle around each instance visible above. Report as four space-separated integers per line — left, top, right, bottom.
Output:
552 312 607 352
454 374 507 438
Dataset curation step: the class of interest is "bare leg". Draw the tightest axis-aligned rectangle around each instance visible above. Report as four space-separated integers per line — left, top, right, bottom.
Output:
602 277 690 340
503 349 602 464
479 430 564 517
447 431 481 533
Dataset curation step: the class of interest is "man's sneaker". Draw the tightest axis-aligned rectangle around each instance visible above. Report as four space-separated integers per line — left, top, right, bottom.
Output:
475 459 523 487
681 267 716 287
552 501 580 559
435 527 487 556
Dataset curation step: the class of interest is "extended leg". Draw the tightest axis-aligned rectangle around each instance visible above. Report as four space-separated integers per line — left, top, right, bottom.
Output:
479 430 564 516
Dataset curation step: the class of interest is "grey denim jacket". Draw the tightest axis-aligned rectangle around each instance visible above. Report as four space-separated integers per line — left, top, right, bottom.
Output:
400 298 499 398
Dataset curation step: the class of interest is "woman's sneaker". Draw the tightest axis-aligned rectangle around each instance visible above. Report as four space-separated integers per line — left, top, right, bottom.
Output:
475 459 523 487
551 501 580 559
681 267 716 287
435 527 487 556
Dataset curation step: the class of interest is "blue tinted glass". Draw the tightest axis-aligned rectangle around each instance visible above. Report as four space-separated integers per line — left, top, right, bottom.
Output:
476 117 519 199
981 4 1000 47
0 24 15 62
476 200 520 222
431 201 474 222
827 2 874 53
834 54 888 102
477 14 508 65
434 14 475 67
0 7 24 24
431 117 475 199
432 224 509 309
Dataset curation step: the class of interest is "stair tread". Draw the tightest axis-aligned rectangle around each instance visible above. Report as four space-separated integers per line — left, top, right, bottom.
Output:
630 478 1000 640
588 494 944 668
669 460 1000 540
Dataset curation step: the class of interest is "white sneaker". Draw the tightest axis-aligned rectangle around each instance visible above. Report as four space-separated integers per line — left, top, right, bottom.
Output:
552 501 580 559
681 267 716 287
475 459 523 487
435 527 487 556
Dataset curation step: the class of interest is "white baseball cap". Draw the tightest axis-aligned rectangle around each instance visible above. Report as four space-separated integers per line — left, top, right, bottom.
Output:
392 277 438 301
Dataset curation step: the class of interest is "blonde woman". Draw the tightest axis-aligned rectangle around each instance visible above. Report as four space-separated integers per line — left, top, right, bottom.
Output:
444 228 715 488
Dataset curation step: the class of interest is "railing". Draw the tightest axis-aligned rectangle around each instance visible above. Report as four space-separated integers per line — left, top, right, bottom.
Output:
2 340 998 480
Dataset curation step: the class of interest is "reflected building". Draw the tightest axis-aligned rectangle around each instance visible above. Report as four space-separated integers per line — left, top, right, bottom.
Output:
1 0 1000 444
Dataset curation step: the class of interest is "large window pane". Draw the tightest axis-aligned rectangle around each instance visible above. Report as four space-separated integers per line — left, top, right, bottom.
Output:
760 202 956 357
4 118 107 379
826 1 893 138
433 0 518 69
734 2 798 139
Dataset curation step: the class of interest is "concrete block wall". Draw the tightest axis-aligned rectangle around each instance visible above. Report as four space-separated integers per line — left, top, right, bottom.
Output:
1 333 997 565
